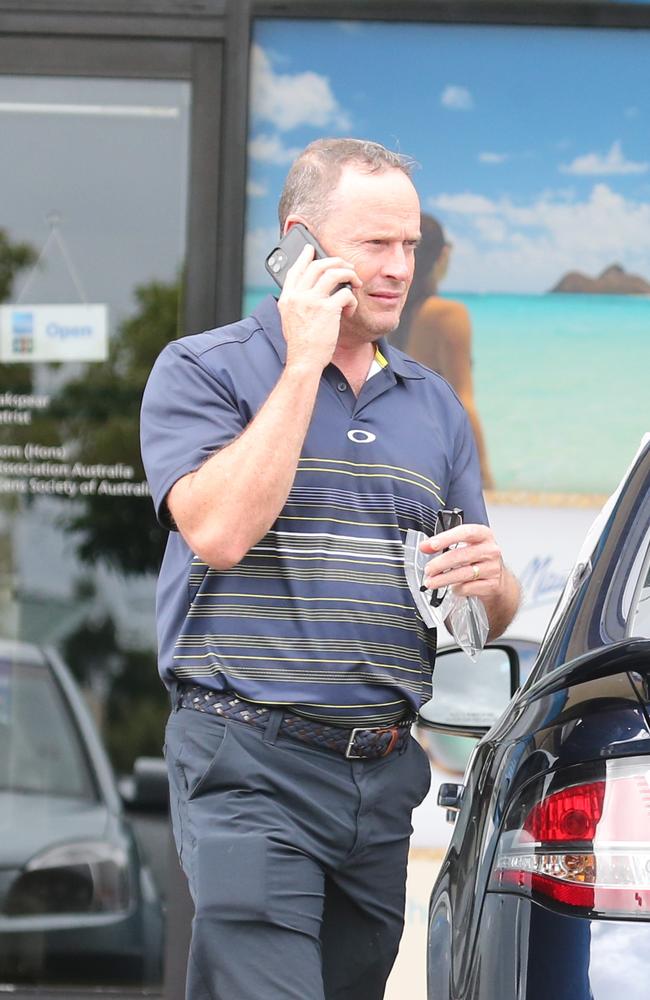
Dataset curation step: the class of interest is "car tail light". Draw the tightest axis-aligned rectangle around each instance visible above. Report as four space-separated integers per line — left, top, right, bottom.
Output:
489 756 650 917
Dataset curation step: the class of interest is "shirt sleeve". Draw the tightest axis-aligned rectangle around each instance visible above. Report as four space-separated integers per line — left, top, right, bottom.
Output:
140 340 247 529
446 406 489 527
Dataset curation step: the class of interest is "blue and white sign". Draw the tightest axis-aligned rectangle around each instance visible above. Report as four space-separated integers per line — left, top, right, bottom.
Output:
0 304 108 363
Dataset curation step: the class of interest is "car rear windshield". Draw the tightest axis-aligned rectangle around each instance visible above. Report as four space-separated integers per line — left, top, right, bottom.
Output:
0 658 96 798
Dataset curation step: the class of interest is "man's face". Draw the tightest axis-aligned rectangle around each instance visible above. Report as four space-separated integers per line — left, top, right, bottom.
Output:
315 165 421 342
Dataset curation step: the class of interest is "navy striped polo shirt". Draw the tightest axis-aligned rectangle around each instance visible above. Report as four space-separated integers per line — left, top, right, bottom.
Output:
140 295 488 726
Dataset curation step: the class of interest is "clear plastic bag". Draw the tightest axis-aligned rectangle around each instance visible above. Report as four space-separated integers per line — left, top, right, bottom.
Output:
403 528 452 630
447 592 489 661
404 527 489 661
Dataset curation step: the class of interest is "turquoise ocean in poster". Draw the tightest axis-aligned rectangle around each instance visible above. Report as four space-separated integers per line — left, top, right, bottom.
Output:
244 288 650 497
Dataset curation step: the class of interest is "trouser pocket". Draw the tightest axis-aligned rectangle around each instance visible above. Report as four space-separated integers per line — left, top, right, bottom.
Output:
164 711 230 868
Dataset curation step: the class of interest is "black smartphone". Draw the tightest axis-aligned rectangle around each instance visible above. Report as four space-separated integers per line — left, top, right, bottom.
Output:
265 223 351 293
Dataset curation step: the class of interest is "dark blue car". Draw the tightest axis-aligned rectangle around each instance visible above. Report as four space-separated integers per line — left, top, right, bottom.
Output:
420 435 650 1000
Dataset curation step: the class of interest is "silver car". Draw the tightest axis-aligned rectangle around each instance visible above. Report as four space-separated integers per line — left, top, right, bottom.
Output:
0 639 163 987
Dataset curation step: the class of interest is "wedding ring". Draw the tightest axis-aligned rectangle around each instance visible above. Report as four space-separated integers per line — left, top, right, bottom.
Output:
471 564 480 581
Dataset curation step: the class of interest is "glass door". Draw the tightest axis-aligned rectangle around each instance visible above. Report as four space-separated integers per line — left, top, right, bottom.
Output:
0 72 191 990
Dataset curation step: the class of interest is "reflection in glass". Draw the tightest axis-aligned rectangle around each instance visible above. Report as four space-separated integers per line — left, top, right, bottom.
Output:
0 657 94 798
420 647 512 728
0 74 190 988
0 642 163 985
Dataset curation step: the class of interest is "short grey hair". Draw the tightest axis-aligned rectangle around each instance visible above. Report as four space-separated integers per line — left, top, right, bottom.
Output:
278 138 417 232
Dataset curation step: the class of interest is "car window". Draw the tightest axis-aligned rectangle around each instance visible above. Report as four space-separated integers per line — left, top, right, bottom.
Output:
629 568 650 638
0 658 96 799
626 535 650 639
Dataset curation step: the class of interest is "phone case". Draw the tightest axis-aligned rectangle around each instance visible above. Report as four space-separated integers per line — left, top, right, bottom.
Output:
265 224 327 289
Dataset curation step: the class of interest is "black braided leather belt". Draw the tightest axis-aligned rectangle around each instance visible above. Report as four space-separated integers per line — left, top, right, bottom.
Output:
178 684 413 760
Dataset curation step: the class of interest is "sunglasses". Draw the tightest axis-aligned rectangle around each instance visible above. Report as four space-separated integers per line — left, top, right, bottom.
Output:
424 507 464 608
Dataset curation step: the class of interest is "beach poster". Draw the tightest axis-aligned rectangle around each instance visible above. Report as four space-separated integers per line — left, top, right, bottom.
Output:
244 18 650 506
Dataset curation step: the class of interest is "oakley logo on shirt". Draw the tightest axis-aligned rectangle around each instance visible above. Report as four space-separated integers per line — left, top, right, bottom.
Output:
347 429 376 444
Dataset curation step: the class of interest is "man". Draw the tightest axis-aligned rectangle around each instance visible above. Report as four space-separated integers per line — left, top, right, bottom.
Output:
140 138 520 1000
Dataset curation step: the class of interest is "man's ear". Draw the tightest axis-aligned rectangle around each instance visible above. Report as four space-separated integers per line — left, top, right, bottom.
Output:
283 215 310 237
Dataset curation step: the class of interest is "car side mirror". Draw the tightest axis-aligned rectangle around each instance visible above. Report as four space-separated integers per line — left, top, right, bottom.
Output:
120 756 169 812
418 644 520 738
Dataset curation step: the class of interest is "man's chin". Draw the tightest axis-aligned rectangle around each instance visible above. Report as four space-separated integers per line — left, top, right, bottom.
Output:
368 313 402 337
359 304 403 336
339 302 404 343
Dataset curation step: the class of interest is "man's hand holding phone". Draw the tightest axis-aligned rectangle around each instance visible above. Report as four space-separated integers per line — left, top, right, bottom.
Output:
267 224 360 372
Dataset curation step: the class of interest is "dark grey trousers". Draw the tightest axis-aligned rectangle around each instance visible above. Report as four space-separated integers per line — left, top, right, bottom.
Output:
164 702 431 1000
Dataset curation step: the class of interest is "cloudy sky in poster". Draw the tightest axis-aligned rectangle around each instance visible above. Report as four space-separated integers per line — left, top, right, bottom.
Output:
245 19 650 294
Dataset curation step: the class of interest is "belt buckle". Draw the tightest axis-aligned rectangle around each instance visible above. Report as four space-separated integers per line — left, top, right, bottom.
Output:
345 727 367 759
345 725 401 759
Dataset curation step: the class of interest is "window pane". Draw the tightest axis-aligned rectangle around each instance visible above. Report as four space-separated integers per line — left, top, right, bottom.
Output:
0 652 96 798
0 74 190 989
629 557 650 638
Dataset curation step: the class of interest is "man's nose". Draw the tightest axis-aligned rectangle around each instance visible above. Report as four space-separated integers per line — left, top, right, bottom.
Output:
383 245 411 282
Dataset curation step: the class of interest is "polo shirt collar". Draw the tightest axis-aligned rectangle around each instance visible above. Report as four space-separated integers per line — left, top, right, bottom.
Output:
251 294 425 380
377 339 426 380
